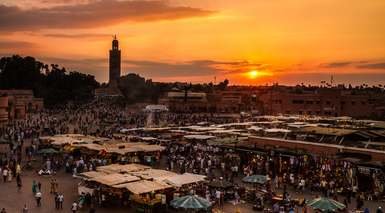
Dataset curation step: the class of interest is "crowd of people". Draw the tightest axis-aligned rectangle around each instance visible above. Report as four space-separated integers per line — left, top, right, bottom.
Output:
164 138 385 212
0 98 384 212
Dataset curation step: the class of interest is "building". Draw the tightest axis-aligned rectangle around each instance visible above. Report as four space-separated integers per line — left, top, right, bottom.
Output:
159 90 208 113
159 85 385 118
258 86 385 118
0 90 44 123
95 36 123 97
0 95 8 123
214 90 261 113
109 35 121 86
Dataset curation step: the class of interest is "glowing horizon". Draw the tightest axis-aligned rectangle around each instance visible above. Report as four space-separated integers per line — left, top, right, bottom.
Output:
0 0 384 86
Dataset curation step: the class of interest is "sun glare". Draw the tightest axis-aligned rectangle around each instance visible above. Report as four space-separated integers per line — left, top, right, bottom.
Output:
248 70 259 79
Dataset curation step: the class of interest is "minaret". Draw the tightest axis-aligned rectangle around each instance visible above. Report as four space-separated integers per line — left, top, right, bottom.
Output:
109 35 121 85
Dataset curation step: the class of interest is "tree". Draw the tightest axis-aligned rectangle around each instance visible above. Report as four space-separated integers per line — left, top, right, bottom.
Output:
217 79 229 90
0 55 99 107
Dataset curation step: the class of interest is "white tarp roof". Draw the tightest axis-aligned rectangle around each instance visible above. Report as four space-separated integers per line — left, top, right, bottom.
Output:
90 173 140 186
248 126 263 131
163 173 206 187
130 169 177 181
116 180 172 194
216 122 256 128
264 128 291 133
143 105 168 112
96 164 150 174
184 135 216 140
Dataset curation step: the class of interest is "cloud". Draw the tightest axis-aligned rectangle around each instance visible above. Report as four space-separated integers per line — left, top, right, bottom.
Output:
42 33 113 39
35 57 262 82
2 0 94 9
320 60 385 70
0 0 214 32
0 40 36 49
122 59 264 77
356 62 385 70
321 61 354 68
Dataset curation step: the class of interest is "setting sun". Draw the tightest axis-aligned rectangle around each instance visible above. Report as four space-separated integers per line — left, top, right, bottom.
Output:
248 70 259 79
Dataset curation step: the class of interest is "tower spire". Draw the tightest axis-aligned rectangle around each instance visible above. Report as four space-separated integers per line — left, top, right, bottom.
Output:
109 35 121 85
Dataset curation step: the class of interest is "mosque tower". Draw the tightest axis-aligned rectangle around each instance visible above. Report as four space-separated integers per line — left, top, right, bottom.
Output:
109 35 121 85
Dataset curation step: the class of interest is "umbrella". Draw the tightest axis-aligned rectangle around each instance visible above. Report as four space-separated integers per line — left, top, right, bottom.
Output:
242 175 267 184
171 195 211 211
208 180 233 188
307 197 346 212
37 148 60 154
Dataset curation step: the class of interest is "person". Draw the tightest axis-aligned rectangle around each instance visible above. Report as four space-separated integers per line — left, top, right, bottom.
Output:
273 202 280 213
215 189 221 208
16 164 21 176
50 178 55 193
16 175 22 191
0 208 6 213
377 207 383 213
22 204 28 213
2 167 8 182
55 193 59 209
32 180 37 194
71 201 78 213
58 193 64 209
35 191 42 207
37 181 41 191
7 170 12 182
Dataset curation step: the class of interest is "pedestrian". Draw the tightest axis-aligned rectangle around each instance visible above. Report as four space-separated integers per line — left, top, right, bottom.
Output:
16 164 21 176
54 179 59 193
71 201 78 213
58 193 64 209
50 178 56 193
2 167 8 182
37 181 41 191
22 204 28 213
55 193 59 209
0 208 6 213
377 207 383 213
35 191 42 207
32 180 37 194
16 175 22 191
7 169 12 182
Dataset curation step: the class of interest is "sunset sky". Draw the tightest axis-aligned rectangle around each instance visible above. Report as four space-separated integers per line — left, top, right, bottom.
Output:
0 0 384 85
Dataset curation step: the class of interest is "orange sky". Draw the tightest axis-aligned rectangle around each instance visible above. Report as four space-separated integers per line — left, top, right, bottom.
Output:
0 0 384 85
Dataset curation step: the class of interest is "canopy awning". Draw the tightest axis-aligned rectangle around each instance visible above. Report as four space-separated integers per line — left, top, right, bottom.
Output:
117 180 172 194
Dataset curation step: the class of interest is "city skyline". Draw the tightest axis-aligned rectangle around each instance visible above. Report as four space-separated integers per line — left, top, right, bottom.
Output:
1 0 385 85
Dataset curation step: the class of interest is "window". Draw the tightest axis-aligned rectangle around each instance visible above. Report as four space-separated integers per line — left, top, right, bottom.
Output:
306 101 313 104
292 100 304 104
351 101 356 105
